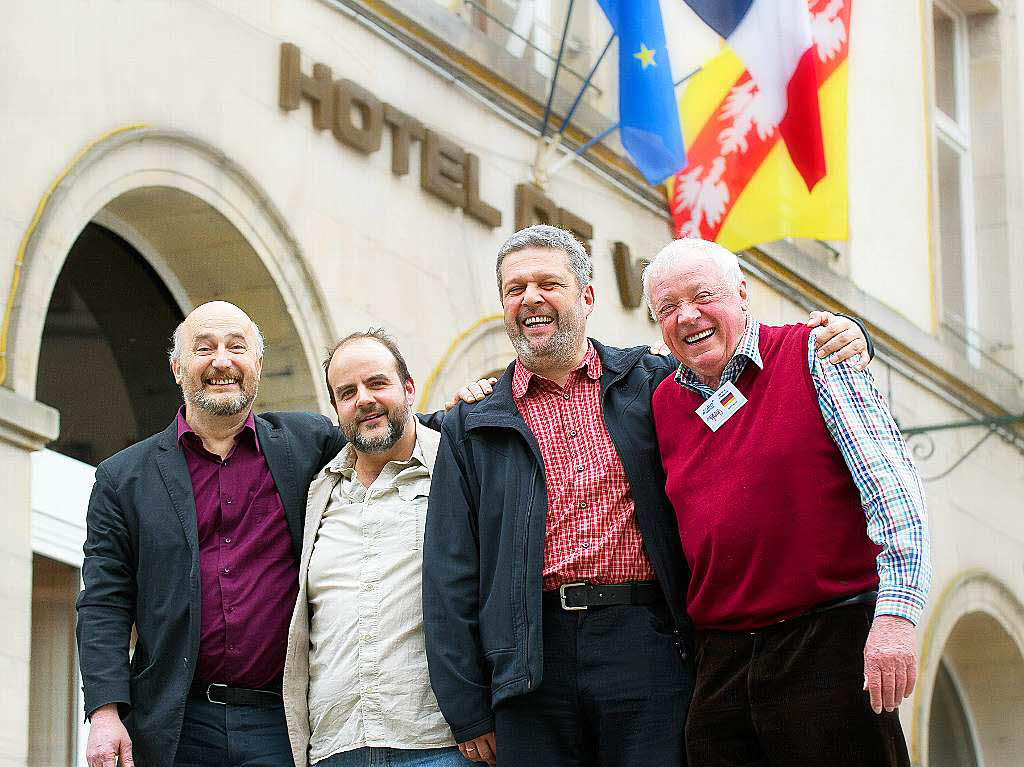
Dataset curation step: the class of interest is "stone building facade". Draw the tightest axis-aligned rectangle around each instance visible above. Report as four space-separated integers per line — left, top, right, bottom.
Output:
1 1 1021 765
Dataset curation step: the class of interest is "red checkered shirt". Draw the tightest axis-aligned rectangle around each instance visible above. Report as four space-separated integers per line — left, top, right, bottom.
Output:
513 341 656 591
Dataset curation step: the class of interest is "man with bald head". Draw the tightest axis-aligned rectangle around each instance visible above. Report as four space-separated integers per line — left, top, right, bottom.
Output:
77 301 346 767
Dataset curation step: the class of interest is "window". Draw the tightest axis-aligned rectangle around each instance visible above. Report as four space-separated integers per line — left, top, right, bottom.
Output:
446 0 604 104
930 1 1014 374
932 0 978 364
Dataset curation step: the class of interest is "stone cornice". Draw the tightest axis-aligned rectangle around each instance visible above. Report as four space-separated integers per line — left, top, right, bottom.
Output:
0 387 59 451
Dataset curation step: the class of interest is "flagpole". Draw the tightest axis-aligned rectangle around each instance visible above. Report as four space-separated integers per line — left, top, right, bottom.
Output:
546 66 703 179
558 32 615 136
538 0 575 139
546 121 619 177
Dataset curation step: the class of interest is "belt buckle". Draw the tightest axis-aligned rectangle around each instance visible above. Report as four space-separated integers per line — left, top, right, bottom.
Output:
206 683 228 705
559 582 588 611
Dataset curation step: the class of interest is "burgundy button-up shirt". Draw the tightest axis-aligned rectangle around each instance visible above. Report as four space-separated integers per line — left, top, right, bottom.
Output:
177 408 298 688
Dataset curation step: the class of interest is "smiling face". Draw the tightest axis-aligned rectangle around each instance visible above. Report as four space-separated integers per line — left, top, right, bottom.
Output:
649 253 748 387
327 338 416 455
172 302 263 418
499 246 594 375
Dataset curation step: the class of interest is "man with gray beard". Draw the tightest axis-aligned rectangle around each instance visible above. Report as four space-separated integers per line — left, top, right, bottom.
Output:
78 301 347 767
282 330 473 767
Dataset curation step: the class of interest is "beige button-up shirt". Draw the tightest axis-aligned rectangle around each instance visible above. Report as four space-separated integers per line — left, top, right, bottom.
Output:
282 423 452 766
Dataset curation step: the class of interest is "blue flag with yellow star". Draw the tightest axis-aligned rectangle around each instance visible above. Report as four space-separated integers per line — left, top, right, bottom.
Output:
598 0 686 184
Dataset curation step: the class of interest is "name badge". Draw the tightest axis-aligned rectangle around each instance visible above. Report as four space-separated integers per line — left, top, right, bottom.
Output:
695 381 747 432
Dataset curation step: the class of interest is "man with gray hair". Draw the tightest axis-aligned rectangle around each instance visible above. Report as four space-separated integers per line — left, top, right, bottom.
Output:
422 225 871 767
644 238 929 766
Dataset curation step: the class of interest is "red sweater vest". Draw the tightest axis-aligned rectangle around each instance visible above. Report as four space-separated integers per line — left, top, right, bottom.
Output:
653 323 880 630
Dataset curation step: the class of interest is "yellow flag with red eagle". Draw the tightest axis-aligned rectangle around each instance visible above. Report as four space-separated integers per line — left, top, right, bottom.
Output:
667 0 851 251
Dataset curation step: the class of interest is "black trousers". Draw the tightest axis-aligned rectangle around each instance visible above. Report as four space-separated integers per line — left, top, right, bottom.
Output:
686 604 910 767
494 598 692 767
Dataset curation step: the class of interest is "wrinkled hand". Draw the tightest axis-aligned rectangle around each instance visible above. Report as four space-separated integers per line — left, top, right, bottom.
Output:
86 704 134 767
649 340 672 356
863 615 917 714
445 377 498 411
459 730 497 764
806 311 869 370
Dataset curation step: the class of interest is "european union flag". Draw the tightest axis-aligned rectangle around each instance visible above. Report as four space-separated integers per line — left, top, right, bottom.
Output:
598 0 686 184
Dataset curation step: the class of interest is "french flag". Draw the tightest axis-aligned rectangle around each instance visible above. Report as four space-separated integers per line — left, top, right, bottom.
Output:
683 0 826 190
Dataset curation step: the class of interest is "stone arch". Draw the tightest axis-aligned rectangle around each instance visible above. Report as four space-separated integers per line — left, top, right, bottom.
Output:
416 315 513 411
8 127 335 414
914 570 1024 766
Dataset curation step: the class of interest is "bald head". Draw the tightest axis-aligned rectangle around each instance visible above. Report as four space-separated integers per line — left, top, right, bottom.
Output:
169 301 265 418
169 302 264 366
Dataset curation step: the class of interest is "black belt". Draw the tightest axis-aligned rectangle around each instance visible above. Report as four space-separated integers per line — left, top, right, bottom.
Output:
543 581 662 611
190 681 283 706
806 590 878 616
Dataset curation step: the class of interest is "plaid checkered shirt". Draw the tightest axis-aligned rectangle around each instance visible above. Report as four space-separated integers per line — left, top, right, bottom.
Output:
513 341 656 591
674 318 932 625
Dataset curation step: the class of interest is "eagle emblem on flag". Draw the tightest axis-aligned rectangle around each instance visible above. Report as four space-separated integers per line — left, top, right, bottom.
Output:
670 0 852 251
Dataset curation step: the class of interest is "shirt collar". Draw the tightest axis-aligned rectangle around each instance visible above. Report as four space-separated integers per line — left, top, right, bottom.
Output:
176 406 260 452
675 316 763 390
512 340 601 400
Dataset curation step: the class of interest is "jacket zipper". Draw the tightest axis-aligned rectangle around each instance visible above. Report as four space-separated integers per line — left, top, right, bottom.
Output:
522 463 538 690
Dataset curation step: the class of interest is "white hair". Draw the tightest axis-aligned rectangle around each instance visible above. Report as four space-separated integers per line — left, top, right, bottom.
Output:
641 238 743 320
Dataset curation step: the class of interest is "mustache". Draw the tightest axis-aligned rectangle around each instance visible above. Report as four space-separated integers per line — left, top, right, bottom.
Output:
356 405 387 420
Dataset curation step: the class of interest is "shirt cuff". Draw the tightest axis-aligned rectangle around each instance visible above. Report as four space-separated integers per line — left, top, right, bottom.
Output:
874 586 927 626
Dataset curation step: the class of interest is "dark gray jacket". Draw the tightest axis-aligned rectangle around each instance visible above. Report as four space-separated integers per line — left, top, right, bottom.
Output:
423 340 692 743
76 411 344 767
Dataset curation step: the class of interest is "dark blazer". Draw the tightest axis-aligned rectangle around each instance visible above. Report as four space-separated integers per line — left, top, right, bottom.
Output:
75 411 345 767
422 340 693 743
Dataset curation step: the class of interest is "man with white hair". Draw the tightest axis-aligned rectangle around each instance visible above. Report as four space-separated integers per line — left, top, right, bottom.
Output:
644 239 930 767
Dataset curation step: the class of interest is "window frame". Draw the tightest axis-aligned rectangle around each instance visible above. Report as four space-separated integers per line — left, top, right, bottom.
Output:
931 0 980 366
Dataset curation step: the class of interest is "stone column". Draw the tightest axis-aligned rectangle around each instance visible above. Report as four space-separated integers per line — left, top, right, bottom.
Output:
0 387 58 767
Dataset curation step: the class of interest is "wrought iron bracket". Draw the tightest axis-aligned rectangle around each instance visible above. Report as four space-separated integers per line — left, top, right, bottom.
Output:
900 414 1024 482
901 414 1024 437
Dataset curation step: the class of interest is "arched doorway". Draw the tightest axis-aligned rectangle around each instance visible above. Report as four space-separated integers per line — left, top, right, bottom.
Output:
926 611 1024 766
37 222 184 465
927 659 979 767
917 573 1024 767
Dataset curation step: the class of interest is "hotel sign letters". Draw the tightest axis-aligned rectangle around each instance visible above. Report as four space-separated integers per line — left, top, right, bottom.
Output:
279 43 501 228
279 42 648 315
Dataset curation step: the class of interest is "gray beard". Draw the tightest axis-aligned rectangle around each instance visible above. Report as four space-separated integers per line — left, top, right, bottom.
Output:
507 308 586 374
185 380 257 417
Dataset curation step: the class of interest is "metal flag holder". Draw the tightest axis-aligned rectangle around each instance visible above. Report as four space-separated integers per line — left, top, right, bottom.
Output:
524 0 699 189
